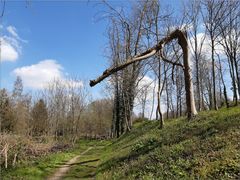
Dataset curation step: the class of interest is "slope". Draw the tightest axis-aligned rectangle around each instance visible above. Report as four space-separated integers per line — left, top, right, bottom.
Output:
96 107 240 179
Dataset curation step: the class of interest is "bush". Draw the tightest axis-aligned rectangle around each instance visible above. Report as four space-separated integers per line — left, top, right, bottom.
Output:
0 133 69 169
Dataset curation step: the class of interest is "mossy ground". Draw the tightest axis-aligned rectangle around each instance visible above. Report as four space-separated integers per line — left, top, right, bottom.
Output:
2 107 240 179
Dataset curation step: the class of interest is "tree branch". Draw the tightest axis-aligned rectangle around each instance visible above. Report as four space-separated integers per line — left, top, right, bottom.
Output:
90 29 185 87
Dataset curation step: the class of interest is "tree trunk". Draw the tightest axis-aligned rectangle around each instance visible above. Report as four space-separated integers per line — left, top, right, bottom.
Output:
229 57 238 105
218 55 229 108
178 31 198 119
194 30 202 111
233 57 240 101
211 39 218 110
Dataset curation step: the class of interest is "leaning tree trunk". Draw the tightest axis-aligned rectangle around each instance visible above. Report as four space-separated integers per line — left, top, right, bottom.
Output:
177 31 198 119
90 29 198 120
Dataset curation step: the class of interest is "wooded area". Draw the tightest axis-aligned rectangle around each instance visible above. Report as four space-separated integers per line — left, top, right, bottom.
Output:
1 77 112 139
91 0 240 136
1 0 240 175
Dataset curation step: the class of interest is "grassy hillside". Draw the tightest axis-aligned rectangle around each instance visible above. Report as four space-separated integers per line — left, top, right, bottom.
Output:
2 107 240 179
96 107 240 179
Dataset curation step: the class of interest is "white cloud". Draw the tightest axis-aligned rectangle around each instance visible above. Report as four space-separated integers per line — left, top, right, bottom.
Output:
13 59 83 89
134 75 169 119
189 33 225 56
1 25 24 62
6 25 27 43
1 38 19 62
13 60 62 89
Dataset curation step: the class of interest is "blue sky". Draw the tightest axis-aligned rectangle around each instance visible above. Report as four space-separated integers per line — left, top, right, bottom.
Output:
0 0 182 99
1 0 234 118
0 0 183 97
1 1 117 98
2 0 232 104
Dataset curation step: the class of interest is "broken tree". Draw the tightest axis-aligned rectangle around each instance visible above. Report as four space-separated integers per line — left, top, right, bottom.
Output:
90 29 198 119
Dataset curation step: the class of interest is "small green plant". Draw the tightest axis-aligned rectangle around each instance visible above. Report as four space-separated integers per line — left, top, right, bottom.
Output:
131 138 158 153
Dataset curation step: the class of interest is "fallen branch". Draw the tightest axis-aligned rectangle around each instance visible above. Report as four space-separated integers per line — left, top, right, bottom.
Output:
90 29 197 119
90 29 184 87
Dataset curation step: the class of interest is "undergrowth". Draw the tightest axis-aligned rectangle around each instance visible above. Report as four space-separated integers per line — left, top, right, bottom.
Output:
96 107 240 179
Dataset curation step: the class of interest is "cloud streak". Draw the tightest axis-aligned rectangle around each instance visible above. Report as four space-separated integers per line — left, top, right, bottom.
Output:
7 26 19 38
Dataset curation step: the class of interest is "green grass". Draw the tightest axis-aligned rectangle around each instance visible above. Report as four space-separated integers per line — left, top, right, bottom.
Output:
96 106 240 179
2 107 240 179
64 140 110 179
1 140 106 180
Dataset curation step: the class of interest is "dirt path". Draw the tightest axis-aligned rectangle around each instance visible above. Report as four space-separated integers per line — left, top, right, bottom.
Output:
48 147 93 180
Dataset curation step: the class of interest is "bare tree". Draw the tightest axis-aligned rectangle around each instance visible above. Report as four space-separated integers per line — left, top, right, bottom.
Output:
136 78 153 119
31 99 48 136
201 0 227 110
90 29 198 119
12 76 31 135
186 0 206 111
66 78 89 142
218 0 240 105
216 54 229 108
0 89 14 132
103 1 153 135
